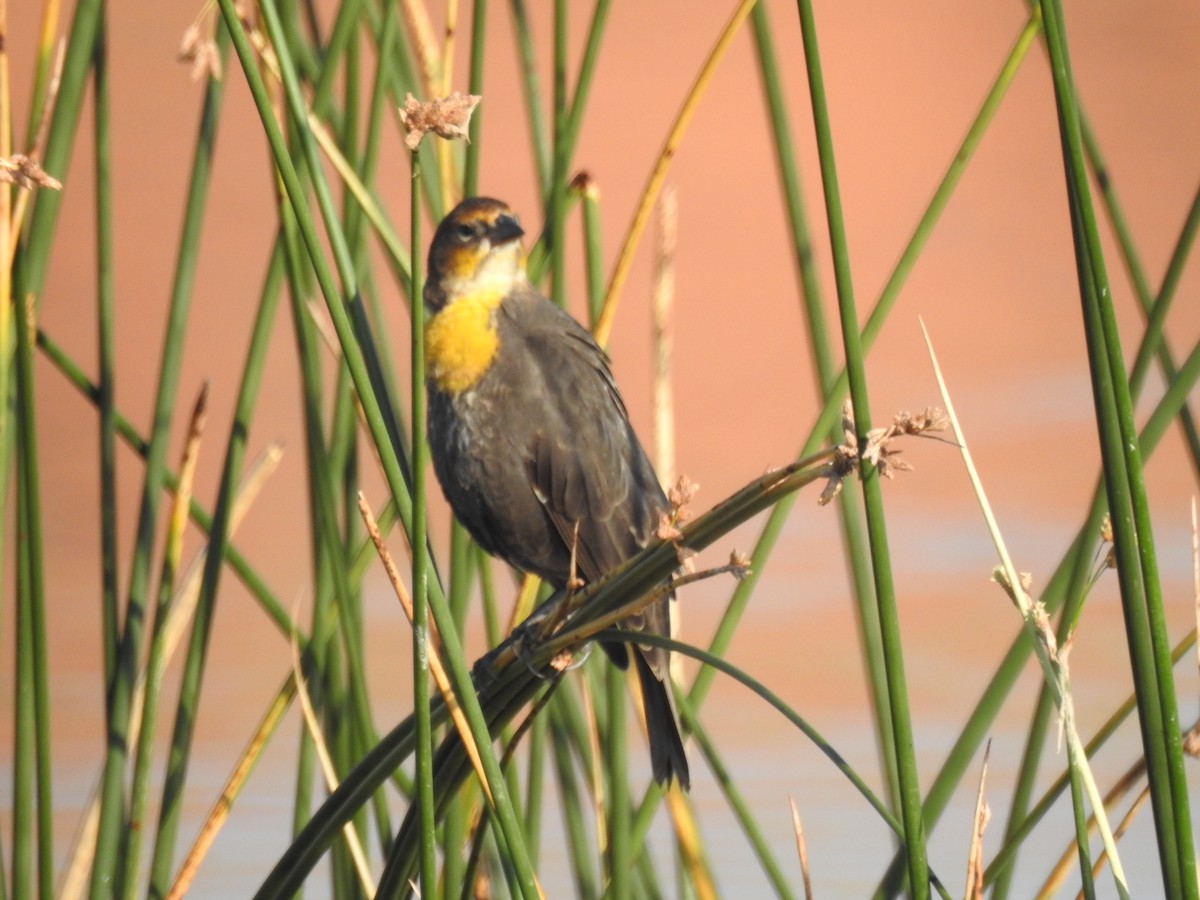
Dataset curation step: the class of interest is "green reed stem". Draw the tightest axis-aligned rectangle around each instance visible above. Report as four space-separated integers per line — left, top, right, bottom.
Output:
93 0 118 707
464 0 488 197
1125 181 1200 449
991 504 1096 899
511 0 551 201
547 0 568 307
218 1 536 891
13 3 107 888
993 108 1195 898
94 33 227 900
1067 729 1097 900
1051 2 1200 481
409 151 438 896
549 702 598 899
13 291 52 900
750 0 902 819
12 445 34 900
36 328 296 639
276 182 333 850
1042 1 1196 893
677 691 797 900
987 615 1200 887
561 0 612 166
692 6 1041 733
604 662 629 897
126 385 205 899
791 1 927 893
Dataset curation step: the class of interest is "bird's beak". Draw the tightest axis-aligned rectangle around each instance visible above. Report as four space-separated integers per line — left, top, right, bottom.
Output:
490 214 524 245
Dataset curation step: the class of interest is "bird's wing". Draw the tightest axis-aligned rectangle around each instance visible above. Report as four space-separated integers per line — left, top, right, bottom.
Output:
516 307 664 585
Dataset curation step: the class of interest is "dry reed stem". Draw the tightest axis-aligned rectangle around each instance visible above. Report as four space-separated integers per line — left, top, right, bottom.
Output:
594 0 757 347
165 677 296 899
789 797 814 900
668 787 716 900
508 571 543 635
394 0 468 204
922 319 1129 898
356 492 492 803
436 0 459 204
653 185 677 489
964 741 991 900
1036 501 1200 897
159 444 283 669
400 0 440 102
61 382 209 897
164 382 210 579
1037 752 1155 898
56 444 284 898
7 37 64 270
244 14 418 277
1079 785 1152 899
1193 497 1198 677
305 117 409 272
245 10 460 263
577 677 609 853
0 0 10 417
650 186 691 754
289 632 376 893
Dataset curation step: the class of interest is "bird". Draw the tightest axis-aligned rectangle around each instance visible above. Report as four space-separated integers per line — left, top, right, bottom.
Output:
422 195 689 789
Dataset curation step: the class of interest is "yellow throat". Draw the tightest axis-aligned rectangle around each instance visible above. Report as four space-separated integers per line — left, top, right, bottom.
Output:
425 287 504 394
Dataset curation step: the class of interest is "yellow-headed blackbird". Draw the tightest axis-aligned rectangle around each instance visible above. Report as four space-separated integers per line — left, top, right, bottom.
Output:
423 196 689 789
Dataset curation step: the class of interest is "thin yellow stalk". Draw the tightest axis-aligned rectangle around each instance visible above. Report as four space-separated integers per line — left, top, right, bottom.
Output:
246 28 411 279
26 0 64 139
164 676 297 900
1083 786 1152 896
56 445 283 897
594 0 756 347
165 383 210 581
158 444 283 663
578 679 609 851
965 741 991 900
308 115 411 275
508 571 543 633
7 38 64 267
437 0 459 204
668 789 715 900
789 798 813 900
1037 762 1151 900
401 0 440 100
439 0 458 96
0 0 12 465
399 0 450 207
357 492 492 802
1193 497 1198 674
922 320 1130 899
652 185 677 488
290 636 376 894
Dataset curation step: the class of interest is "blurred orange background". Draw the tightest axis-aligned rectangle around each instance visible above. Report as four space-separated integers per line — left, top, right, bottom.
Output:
5 0 1200 894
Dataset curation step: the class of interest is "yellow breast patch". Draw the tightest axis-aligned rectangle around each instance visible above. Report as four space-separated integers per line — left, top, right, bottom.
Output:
425 289 504 394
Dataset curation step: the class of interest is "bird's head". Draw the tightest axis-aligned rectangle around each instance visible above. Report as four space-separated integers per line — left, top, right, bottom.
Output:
425 197 526 311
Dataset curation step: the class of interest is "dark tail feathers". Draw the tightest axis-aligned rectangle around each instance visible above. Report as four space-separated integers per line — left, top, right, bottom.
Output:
634 652 690 790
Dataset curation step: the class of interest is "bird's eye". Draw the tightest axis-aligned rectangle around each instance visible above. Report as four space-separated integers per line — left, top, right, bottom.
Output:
454 222 476 241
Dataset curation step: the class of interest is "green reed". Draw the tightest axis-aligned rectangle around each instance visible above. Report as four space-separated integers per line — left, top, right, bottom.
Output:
3 1 1199 897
